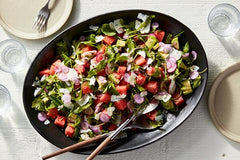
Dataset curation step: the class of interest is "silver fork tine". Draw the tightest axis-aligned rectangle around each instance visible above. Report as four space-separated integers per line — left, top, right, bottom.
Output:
32 0 50 32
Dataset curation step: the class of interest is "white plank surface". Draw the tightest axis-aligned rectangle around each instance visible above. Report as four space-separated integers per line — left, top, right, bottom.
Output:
1 0 240 159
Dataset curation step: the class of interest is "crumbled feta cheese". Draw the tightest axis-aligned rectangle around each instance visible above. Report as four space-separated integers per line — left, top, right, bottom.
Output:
34 87 41 97
90 93 97 100
89 76 96 86
77 94 90 106
113 19 123 33
111 94 126 102
140 91 148 97
59 88 70 94
95 113 100 120
80 129 92 134
44 119 50 125
147 58 154 65
154 93 172 102
40 75 46 82
89 25 99 31
135 20 141 30
107 107 115 116
155 115 163 122
191 65 200 71
75 59 85 65
109 22 115 30
169 48 182 60
140 23 150 33
66 68 78 81
95 35 105 43
80 133 90 141
138 50 146 58
71 45 76 56
137 13 149 22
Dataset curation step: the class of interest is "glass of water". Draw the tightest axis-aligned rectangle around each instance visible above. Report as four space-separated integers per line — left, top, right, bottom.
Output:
208 3 240 37
0 84 11 116
0 39 27 73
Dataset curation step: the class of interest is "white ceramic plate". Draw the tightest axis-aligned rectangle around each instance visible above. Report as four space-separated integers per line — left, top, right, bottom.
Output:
208 63 240 143
0 0 73 39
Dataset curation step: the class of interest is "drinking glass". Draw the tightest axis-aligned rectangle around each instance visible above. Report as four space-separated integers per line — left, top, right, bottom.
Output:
0 84 11 116
0 39 27 73
208 3 240 37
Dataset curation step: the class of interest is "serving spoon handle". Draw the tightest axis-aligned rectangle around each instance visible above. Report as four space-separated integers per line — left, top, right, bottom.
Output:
42 135 103 160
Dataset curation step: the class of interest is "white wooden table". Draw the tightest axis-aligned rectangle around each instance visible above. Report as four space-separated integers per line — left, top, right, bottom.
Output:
1 0 240 159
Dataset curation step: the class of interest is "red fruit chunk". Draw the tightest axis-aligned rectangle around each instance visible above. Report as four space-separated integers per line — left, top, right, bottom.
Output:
96 53 104 62
65 125 75 138
173 93 185 107
136 74 146 85
116 85 128 95
103 36 116 45
75 65 86 74
154 30 165 42
39 69 51 76
98 45 106 54
49 59 62 75
134 56 147 66
146 66 156 76
147 81 158 94
146 110 158 121
117 66 127 76
108 124 117 131
47 107 58 119
97 69 107 76
114 99 128 110
82 82 93 94
54 115 67 127
99 92 111 104
82 45 94 52
113 72 122 80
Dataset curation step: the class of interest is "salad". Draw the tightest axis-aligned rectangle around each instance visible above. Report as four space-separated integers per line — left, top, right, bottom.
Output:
32 13 203 141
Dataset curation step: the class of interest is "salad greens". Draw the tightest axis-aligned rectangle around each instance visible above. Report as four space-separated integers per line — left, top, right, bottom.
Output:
32 13 204 141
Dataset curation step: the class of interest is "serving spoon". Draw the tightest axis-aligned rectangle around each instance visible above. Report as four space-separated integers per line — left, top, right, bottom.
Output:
42 100 159 160
86 100 160 160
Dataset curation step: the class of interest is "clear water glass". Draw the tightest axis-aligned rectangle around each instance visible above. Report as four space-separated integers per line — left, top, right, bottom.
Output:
0 39 27 73
0 84 11 116
208 3 240 37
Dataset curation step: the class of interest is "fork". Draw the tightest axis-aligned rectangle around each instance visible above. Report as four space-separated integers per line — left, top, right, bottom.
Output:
32 0 50 32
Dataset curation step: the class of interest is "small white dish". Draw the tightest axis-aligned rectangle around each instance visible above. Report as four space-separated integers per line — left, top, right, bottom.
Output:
0 0 73 39
208 63 240 142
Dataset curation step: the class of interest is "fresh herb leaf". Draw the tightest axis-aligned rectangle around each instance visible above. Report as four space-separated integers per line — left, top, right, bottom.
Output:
101 24 116 36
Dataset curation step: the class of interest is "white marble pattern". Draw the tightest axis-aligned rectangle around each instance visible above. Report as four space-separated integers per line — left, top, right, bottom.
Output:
1 0 240 159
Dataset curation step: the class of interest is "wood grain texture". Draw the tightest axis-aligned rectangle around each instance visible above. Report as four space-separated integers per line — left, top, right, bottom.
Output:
1 0 240 159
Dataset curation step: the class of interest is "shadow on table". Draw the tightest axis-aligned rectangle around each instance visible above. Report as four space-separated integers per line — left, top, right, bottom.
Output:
217 30 240 59
227 139 240 152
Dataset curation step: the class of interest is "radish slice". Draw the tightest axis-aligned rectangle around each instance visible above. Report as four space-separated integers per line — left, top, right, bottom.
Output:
79 35 85 41
190 71 199 79
100 112 110 122
127 101 134 113
182 52 189 58
95 102 103 113
134 93 144 104
38 112 47 122
80 121 89 130
166 57 177 73
57 73 69 81
123 73 130 83
62 93 71 104
89 125 101 134
191 51 197 60
123 34 129 39
169 79 176 94
152 22 159 29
